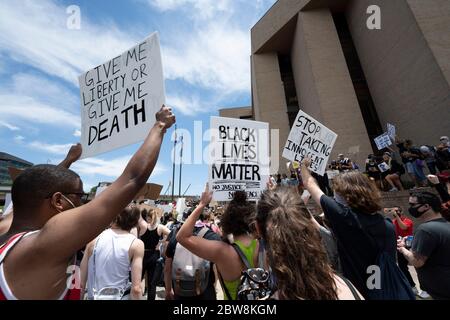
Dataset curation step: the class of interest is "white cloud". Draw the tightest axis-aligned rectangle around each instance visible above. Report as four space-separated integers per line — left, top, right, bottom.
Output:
0 94 80 128
0 0 139 87
73 129 82 137
72 155 167 178
14 135 25 143
10 73 78 113
162 23 250 94
149 0 232 20
28 141 74 155
0 121 20 131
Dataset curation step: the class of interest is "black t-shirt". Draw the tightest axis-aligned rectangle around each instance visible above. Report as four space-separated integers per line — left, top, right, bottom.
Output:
320 195 397 298
166 224 221 300
412 218 450 299
397 143 422 164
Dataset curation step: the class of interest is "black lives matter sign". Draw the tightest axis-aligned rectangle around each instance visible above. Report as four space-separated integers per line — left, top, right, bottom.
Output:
209 117 269 202
79 32 165 158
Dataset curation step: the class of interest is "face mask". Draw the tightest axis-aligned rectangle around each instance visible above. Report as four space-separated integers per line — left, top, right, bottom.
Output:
57 194 77 213
334 193 348 207
408 204 426 218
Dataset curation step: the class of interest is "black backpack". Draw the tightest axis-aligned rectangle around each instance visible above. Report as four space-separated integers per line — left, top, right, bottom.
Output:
362 219 415 300
219 241 273 300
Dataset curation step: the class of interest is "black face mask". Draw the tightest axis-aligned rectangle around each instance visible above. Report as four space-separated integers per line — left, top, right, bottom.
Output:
409 204 426 218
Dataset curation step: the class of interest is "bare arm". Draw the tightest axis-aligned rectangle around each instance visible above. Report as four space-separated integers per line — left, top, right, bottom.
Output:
35 106 175 263
57 143 82 169
394 215 408 230
164 257 174 300
300 158 325 207
130 239 144 300
157 224 171 238
176 187 229 264
398 247 427 268
79 240 95 300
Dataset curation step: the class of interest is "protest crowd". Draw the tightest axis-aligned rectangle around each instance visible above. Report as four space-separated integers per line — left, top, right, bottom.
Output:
1 104 449 301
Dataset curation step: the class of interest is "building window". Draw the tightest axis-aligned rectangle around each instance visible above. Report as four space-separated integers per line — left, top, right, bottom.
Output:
240 115 253 120
278 54 299 128
332 12 383 152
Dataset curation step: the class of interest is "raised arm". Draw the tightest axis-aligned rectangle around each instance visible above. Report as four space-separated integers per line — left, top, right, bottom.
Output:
36 106 175 262
58 143 82 169
300 158 325 206
176 185 228 263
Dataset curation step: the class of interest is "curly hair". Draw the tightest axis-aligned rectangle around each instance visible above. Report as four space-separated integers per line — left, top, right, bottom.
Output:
256 187 338 300
333 171 382 214
220 191 255 237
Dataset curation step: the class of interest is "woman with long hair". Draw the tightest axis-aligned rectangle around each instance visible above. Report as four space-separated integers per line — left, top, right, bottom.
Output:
301 158 397 299
137 205 170 300
256 186 362 299
176 187 261 300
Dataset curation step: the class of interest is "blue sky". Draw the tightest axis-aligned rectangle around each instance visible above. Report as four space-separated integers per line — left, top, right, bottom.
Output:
0 0 276 196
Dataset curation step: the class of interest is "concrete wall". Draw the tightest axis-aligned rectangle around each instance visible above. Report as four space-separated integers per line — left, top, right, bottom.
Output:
347 0 450 147
251 53 290 174
291 8 373 167
218 107 253 119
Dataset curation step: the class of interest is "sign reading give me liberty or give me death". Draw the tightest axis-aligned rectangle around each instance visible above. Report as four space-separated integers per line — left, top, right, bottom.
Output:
209 117 270 202
282 110 338 176
79 32 165 159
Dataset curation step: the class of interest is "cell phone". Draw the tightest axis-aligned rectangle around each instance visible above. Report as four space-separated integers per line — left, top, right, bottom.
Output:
405 236 414 249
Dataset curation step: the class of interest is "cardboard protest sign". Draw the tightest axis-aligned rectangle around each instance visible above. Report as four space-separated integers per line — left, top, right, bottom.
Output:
282 110 338 176
387 123 396 141
79 32 165 158
378 162 391 173
374 133 392 150
209 117 270 201
134 183 163 201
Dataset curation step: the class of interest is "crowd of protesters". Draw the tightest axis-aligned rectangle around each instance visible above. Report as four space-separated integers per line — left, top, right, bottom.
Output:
0 106 449 301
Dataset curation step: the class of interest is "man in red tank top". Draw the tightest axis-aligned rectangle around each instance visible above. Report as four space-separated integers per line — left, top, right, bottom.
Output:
0 106 175 300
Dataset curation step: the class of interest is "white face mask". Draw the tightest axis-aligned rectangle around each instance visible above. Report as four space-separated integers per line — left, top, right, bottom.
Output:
56 194 76 213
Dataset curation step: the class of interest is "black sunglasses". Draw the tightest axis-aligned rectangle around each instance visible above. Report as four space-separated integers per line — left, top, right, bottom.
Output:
46 192 90 203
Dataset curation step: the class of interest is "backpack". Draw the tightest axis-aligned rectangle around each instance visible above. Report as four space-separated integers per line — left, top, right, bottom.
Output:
361 219 415 300
219 241 273 300
171 227 211 297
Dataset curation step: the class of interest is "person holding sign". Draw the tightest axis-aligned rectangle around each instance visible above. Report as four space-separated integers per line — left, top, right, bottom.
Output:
300 157 401 300
0 106 175 300
176 186 264 300
381 152 405 191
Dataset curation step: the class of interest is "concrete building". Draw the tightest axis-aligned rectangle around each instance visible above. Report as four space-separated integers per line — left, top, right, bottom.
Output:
220 0 450 174
0 152 33 205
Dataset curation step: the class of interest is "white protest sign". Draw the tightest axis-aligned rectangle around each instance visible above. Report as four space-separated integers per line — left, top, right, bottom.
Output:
2 194 13 217
282 110 338 176
176 198 186 221
374 133 392 150
326 170 340 180
378 162 391 173
95 185 109 198
79 32 165 158
387 123 396 141
209 117 270 202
